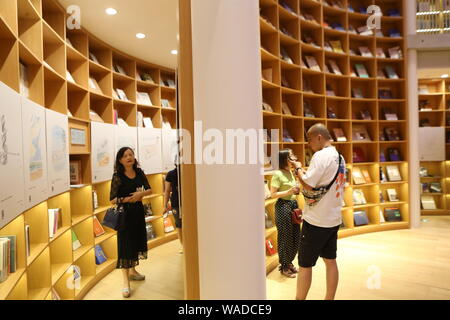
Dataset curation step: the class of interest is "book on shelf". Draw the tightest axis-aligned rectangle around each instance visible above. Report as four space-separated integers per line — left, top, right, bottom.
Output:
328 60 342 75
385 66 399 79
323 64 330 74
118 118 129 127
387 148 402 161
114 64 127 76
302 33 319 47
324 41 333 52
283 128 294 143
146 224 156 240
384 208 402 222
302 13 318 24
421 183 430 194
19 62 29 98
354 211 369 226
379 208 385 222
330 41 344 54
352 88 364 99
162 117 172 129
143 117 154 129
352 167 366 185
353 189 367 205
352 125 371 142
25 224 30 257
375 30 385 37
332 128 347 142
137 92 153 105
357 26 373 36
280 47 294 64
379 87 394 99
137 111 144 127
66 70 76 84
387 9 401 17
280 27 294 38
380 167 388 183
281 75 291 88
303 101 315 118
262 68 273 82
161 99 172 108
362 169 372 184
326 84 336 96
380 151 387 162
305 56 321 72
384 126 401 141
386 165 402 181
419 99 431 111
388 46 403 59
360 110 372 120
419 167 430 178
92 190 99 210
388 29 401 38
94 245 107 265
89 110 104 123
327 107 337 119
377 69 387 79
353 147 366 163
355 64 369 78
421 195 437 210
262 102 274 113
280 1 296 15
359 47 373 57
383 108 398 121
70 160 82 185
89 52 100 64
347 3 355 12
48 208 62 239
386 189 399 202
265 239 277 256
282 102 292 116
72 230 81 251
164 79 176 88
116 89 129 102
113 110 118 125
88 77 103 95
330 22 345 31
112 89 120 100
430 182 442 193
0 236 16 283
140 72 155 84
348 25 357 34
376 48 386 58
379 130 386 141
93 216 106 237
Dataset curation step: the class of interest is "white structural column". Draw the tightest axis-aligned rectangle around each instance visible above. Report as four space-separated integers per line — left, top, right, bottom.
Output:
406 0 420 228
189 0 266 299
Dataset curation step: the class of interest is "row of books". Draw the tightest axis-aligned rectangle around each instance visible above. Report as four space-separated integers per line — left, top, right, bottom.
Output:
319 125 402 143
421 182 442 193
353 187 401 205
352 165 402 186
353 147 402 163
353 208 402 227
417 0 450 12
0 236 16 283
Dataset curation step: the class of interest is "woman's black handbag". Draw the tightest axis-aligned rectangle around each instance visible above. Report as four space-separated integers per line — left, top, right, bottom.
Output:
102 204 124 231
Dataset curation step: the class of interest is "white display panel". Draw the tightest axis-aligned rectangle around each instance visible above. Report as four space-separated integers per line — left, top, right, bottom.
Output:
0 83 25 228
21 97 48 209
45 109 70 197
162 128 178 172
115 126 138 155
137 128 163 175
419 127 445 161
91 122 116 183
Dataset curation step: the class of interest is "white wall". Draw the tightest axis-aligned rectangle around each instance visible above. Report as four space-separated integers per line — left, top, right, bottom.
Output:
190 0 266 299
418 51 450 78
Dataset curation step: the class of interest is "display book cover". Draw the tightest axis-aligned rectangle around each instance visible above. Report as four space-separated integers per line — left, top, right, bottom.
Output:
305 56 321 72
72 230 82 251
353 147 366 163
93 216 106 237
421 195 437 210
384 126 401 141
94 244 107 265
354 63 369 78
352 125 371 141
303 101 315 118
352 167 366 185
386 165 402 182
386 189 399 202
353 210 369 226
384 208 402 222
352 189 367 205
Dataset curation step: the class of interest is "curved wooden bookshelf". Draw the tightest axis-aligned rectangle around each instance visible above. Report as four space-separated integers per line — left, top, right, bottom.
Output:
261 0 409 274
0 0 177 299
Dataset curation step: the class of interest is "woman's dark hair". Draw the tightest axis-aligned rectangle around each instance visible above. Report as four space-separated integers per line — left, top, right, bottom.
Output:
279 149 292 170
114 147 140 174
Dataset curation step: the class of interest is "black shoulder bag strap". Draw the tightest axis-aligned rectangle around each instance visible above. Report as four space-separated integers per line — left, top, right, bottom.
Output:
312 152 342 191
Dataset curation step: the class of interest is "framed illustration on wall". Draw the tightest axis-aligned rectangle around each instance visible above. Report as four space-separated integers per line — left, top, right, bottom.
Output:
70 128 86 146
70 160 82 185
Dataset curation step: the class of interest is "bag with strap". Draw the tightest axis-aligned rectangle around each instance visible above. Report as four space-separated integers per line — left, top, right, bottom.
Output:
291 208 303 224
302 152 343 207
102 204 124 231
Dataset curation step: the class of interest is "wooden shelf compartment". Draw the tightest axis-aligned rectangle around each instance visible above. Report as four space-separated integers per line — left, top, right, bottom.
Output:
49 228 72 285
326 75 350 98
136 62 160 87
283 117 303 143
327 120 351 144
88 37 112 70
89 67 112 97
72 217 94 261
70 185 93 225
0 33 20 93
47 191 71 237
0 0 18 37
23 202 49 266
67 87 89 120
114 101 137 127
380 182 408 203
42 0 64 40
66 29 88 58
69 154 91 186
137 82 160 107
302 71 324 95
279 14 300 41
261 30 280 58
282 91 302 117
326 97 351 119
263 86 281 114
67 53 88 89
112 52 136 80
43 71 67 113
90 93 113 124
95 235 117 274
73 247 95 298
19 43 45 105
18 0 43 61
138 106 161 128
379 141 408 163
351 77 377 99
260 0 279 29
52 270 75 300
6 271 28 300
27 246 51 300
281 66 301 91
379 100 407 121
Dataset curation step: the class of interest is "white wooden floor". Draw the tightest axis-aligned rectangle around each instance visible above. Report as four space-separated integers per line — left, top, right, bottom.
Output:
83 216 450 300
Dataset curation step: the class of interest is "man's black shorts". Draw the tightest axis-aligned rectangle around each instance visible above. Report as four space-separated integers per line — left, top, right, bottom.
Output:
298 220 340 268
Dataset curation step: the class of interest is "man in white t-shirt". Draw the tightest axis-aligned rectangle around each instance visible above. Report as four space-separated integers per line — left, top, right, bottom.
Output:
292 123 346 300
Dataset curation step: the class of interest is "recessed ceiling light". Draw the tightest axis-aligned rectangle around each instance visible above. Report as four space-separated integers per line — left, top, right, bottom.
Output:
171 50 178 55
442 74 449 78
136 33 146 39
105 8 117 15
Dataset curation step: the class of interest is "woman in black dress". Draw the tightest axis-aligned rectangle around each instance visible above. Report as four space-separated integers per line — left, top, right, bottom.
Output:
110 147 152 298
